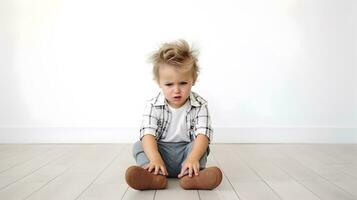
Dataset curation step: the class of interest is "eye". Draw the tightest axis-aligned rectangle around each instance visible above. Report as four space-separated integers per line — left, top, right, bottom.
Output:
179 82 188 85
165 83 173 86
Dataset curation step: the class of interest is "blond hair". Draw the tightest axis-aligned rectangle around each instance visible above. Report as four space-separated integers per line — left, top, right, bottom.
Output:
150 39 199 83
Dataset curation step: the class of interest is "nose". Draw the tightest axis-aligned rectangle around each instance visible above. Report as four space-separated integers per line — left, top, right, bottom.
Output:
173 85 180 93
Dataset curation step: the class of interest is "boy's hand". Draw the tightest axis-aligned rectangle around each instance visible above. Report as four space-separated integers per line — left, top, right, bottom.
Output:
178 157 200 178
143 159 168 176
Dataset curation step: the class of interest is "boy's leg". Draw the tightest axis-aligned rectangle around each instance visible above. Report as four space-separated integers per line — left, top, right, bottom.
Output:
125 141 167 190
183 141 210 170
132 140 150 167
133 140 185 177
156 141 188 177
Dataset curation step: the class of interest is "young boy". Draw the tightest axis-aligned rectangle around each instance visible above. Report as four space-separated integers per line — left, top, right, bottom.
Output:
125 40 222 190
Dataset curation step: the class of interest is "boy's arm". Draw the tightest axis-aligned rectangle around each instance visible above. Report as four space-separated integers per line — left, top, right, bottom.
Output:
178 134 209 178
186 134 209 161
142 135 168 176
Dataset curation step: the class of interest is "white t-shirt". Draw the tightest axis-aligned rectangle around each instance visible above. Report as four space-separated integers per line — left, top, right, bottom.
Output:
160 100 191 142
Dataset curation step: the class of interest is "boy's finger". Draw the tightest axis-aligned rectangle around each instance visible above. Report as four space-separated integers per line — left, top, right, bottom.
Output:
158 166 163 175
193 166 199 176
161 166 167 176
154 166 159 175
188 167 193 177
148 165 154 172
178 169 184 178
178 166 187 178
159 166 165 175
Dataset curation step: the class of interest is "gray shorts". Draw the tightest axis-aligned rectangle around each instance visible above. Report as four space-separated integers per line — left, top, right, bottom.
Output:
132 141 209 178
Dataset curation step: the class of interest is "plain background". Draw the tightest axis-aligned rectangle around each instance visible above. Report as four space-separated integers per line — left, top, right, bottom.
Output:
0 0 356 143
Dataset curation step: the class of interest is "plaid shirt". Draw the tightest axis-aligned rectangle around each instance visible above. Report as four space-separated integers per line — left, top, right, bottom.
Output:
139 91 213 142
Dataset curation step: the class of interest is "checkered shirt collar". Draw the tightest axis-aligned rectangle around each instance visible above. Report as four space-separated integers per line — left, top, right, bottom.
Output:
153 92 201 107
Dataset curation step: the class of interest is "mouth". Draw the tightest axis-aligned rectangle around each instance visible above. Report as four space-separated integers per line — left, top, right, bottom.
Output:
173 96 182 101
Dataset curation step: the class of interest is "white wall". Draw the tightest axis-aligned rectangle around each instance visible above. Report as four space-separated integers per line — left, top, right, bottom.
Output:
0 0 356 143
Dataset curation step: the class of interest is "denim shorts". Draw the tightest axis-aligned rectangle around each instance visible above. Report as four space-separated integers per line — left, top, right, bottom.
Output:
132 141 209 178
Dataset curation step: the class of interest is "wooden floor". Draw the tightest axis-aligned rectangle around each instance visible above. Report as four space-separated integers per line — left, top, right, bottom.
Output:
0 144 356 200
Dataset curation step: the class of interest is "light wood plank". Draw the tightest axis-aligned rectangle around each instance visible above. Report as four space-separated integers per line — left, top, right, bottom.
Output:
0 145 55 173
272 144 357 199
0 144 356 200
0 146 69 189
212 145 280 200
122 188 155 200
0 145 31 160
198 152 240 200
232 146 292 181
233 145 321 200
276 145 357 181
211 145 261 181
77 144 153 200
331 177 357 198
300 177 356 200
266 180 320 200
231 181 281 200
0 146 82 200
25 145 121 200
272 158 321 181
154 178 200 200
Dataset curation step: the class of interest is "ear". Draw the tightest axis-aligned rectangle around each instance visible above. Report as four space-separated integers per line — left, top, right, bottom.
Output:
192 76 196 86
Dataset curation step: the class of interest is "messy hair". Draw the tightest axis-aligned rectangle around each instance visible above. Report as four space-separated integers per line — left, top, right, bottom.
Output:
150 39 199 83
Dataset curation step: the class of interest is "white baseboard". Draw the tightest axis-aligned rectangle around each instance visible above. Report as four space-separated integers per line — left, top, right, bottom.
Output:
214 127 356 143
0 126 356 143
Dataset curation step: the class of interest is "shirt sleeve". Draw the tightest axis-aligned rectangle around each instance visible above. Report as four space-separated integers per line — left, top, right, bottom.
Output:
139 102 158 140
194 104 213 142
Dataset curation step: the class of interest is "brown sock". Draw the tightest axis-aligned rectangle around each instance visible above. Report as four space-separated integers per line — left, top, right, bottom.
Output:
125 166 167 190
179 166 223 190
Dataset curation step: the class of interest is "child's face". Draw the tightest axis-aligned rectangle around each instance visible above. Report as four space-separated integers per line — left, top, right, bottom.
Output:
158 64 195 108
